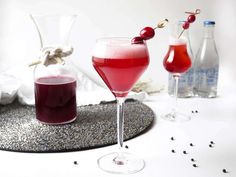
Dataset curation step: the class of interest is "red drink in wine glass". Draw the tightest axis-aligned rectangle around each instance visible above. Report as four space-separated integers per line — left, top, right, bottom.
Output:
163 42 191 74
162 39 192 121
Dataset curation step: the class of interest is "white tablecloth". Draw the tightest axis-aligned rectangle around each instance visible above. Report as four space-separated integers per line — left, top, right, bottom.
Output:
0 85 235 177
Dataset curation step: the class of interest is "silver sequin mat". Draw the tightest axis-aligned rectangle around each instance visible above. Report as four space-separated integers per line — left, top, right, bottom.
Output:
0 100 154 153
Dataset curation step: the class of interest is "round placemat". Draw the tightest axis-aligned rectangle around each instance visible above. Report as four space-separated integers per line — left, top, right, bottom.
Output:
0 100 154 153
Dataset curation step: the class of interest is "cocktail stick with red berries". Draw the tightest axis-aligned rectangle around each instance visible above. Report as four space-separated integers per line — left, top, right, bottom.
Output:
178 9 201 38
132 19 168 44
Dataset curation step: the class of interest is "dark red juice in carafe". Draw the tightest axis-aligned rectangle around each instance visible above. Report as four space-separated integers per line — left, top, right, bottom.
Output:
34 76 77 124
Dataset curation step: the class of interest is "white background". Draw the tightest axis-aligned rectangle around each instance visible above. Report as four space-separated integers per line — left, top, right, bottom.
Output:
0 0 235 91
0 1 236 177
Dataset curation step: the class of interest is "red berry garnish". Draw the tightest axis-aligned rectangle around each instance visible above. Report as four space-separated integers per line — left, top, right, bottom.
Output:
182 22 190 29
178 9 200 39
131 36 144 44
132 19 168 44
187 14 196 23
140 27 155 40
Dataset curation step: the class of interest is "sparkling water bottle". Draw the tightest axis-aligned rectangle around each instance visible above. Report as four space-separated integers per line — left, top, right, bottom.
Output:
194 21 219 98
168 21 194 97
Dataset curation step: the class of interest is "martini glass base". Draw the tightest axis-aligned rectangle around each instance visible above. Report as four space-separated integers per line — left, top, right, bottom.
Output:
97 152 145 174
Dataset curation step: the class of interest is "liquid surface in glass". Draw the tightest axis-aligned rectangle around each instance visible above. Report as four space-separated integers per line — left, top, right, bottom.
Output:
92 41 149 97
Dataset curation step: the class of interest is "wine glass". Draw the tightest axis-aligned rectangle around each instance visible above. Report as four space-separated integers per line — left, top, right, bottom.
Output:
92 37 149 174
162 37 192 121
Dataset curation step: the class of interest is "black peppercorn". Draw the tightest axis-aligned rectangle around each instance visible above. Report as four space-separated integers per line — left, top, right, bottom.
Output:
191 158 195 162
171 137 175 141
193 164 198 167
190 143 194 147
183 150 187 154
222 169 228 173
171 149 176 153
74 161 78 165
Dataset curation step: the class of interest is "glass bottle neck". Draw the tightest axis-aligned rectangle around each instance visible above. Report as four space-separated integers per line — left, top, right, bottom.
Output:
177 24 193 59
169 22 190 40
168 22 194 60
203 25 215 39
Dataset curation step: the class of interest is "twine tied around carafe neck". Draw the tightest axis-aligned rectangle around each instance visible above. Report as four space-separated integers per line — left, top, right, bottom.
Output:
29 46 73 67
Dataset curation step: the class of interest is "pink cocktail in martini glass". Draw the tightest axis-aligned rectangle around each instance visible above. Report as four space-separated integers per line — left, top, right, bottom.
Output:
92 37 149 174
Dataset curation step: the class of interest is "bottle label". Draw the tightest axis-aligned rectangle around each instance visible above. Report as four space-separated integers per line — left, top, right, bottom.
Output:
168 68 194 97
195 66 219 87
168 68 194 87
179 68 194 87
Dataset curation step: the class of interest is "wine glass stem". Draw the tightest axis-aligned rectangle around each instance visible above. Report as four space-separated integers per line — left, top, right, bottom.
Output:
173 75 179 117
116 97 125 150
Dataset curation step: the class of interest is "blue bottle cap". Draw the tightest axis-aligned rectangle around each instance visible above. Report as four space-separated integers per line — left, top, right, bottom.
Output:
204 21 215 26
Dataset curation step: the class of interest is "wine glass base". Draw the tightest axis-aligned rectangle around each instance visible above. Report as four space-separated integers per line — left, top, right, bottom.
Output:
161 111 191 122
97 152 145 174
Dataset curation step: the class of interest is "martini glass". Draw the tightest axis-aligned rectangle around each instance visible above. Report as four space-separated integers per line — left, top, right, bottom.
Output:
92 37 149 174
162 37 192 121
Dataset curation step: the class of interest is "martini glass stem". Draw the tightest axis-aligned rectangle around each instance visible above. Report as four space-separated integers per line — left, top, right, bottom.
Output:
114 97 125 164
117 97 125 149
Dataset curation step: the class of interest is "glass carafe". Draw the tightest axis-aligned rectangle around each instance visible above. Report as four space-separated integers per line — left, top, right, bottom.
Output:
30 14 77 125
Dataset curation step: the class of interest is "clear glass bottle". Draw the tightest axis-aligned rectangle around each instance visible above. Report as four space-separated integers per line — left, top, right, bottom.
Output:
168 21 194 98
30 15 77 124
194 21 219 98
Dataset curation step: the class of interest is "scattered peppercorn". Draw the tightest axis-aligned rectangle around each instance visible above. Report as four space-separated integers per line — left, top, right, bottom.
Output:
209 144 213 148
171 137 175 141
192 110 194 113
210 141 215 144
222 169 228 173
74 161 78 165
193 164 198 167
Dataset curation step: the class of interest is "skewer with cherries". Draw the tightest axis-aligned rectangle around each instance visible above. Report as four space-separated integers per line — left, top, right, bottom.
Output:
131 19 168 44
178 9 201 38
131 9 200 44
